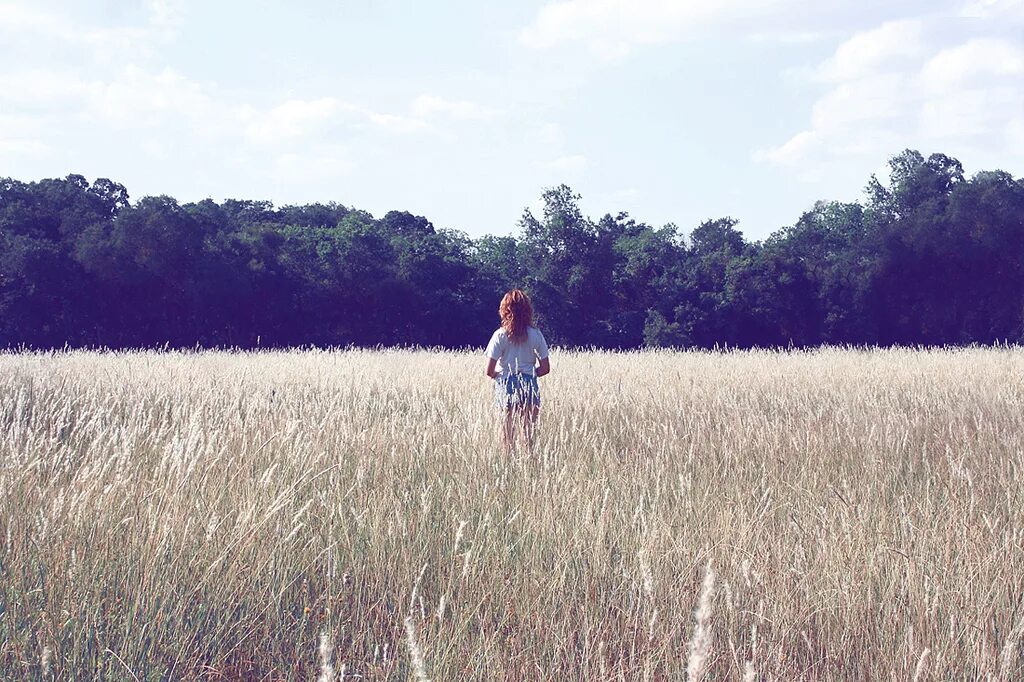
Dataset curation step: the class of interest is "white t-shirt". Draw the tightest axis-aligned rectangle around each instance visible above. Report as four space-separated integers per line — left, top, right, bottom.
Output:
485 326 549 377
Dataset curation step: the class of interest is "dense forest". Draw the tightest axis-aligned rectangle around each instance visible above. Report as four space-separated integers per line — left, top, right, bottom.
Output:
2 149 1023 350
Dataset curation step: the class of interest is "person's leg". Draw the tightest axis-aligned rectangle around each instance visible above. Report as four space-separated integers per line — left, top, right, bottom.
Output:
520 375 541 453
502 407 516 455
495 376 516 455
522 404 539 453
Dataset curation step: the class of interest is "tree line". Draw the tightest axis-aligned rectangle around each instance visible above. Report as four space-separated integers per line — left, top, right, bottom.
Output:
2 149 1023 350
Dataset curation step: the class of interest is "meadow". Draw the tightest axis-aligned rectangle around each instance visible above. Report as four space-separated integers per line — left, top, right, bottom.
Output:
1 348 1022 680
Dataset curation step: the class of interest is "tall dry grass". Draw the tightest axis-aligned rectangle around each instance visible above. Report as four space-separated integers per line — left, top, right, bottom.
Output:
0 347 1022 680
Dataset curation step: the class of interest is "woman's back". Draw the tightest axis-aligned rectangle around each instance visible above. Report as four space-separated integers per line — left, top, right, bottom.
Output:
486 326 548 377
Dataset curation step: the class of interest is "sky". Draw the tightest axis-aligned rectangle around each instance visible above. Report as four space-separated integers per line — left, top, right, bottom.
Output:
1 0 1022 241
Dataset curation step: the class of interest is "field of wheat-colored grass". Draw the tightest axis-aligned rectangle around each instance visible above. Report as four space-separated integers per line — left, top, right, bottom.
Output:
1 347 1023 680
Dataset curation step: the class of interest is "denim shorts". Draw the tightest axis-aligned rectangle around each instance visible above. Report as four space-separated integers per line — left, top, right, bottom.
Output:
494 373 541 409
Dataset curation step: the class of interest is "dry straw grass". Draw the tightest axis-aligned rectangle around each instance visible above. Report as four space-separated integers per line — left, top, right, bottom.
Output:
1 347 1022 680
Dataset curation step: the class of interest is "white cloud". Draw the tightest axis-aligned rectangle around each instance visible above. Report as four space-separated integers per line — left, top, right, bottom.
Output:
961 0 1024 18
0 113 53 161
0 70 91 108
0 114 51 160
0 1 180 61
757 15 1024 177
753 130 818 166
919 86 1023 139
0 0 432 154
610 187 640 201
272 149 355 182
815 20 925 82
1008 115 1024 147
809 74 914 130
359 110 431 134
147 0 186 33
747 29 827 45
0 63 433 146
546 154 587 173
0 2 55 32
411 94 498 120
89 66 217 126
538 122 564 147
521 0 784 58
258 99 432 139
0 137 51 157
921 38 1024 91
0 65 221 128
246 99 430 140
245 98 341 142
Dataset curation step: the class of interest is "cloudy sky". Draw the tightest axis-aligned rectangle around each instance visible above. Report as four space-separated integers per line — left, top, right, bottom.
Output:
1 0 1021 239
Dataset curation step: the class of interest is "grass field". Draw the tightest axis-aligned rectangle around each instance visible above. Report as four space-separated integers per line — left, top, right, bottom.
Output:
1 348 1023 680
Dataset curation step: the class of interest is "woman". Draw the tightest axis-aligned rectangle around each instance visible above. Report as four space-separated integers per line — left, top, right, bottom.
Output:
484 289 550 455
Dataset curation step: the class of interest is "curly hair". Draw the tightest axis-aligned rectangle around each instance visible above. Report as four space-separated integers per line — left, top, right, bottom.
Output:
499 289 533 344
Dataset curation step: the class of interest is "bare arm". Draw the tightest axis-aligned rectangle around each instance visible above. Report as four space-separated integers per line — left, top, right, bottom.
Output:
536 356 551 378
486 357 499 379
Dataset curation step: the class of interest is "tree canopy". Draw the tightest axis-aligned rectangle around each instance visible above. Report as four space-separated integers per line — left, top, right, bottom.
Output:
2 150 1023 349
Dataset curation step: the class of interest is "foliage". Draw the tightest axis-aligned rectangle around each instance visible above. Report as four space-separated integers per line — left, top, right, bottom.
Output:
1 149 1023 348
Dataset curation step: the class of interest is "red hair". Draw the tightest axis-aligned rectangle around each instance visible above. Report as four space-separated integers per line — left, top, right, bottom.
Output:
499 290 533 343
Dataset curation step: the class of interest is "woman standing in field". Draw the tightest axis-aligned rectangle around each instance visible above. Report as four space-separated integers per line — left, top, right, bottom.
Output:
485 290 551 455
